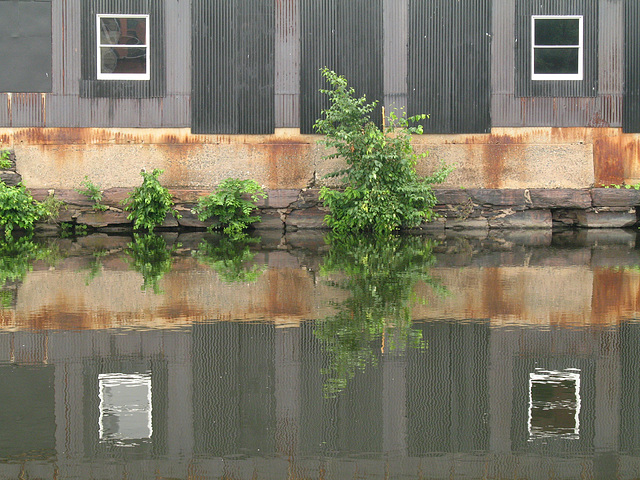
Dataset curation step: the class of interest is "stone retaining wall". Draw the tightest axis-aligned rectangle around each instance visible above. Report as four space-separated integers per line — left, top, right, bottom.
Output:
3 151 640 232
20 186 640 233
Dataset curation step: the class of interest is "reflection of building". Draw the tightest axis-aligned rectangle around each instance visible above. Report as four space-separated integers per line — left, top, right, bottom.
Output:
0 320 637 479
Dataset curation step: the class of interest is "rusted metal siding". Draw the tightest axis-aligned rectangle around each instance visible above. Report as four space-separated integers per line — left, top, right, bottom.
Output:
408 0 492 134
300 0 384 134
275 0 300 128
624 0 640 132
191 0 275 134
493 0 622 128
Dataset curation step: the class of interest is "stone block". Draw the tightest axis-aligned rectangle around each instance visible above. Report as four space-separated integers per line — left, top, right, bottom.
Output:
253 211 284 230
407 217 446 233
175 206 213 228
575 210 637 228
488 209 552 229
286 207 329 230
528 188 592 208
0 171 21 186
591 188 640 207
445 217 489 230
264 189 300 208
434 189 474 205
77 210 131 228
469 189 528 206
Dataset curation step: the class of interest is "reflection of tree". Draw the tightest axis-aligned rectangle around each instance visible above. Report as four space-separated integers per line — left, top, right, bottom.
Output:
317 234 444 397
125 234 177 294
0 236 61 308
192 235 265 283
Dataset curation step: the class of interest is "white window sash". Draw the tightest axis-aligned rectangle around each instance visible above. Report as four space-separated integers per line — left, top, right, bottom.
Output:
97 14 150 81
531 15 583 81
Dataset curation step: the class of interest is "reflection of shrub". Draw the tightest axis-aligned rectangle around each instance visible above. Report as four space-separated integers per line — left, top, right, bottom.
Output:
0 182 45 239
316 234 444 397
193 235 264 283
194 178 266 238
125 233 177 293
0 236 59 286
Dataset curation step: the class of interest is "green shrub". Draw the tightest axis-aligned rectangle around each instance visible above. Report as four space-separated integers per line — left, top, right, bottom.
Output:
0 150 11 170
315 68 452 236
123 169 180 232
41 191 67 223
0 181 45 238
76 176 108 211
194 178 266 238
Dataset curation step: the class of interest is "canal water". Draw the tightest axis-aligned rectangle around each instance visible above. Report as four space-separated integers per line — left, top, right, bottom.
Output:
1 229 640 479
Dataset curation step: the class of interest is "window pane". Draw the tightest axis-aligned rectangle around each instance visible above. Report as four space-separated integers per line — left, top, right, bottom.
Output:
100 17 147 46
529 370 580 439
100 47 147 74
534 18 580 46
534 48 579 74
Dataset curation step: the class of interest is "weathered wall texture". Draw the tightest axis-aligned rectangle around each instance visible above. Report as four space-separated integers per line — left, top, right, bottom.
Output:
3 126 640 190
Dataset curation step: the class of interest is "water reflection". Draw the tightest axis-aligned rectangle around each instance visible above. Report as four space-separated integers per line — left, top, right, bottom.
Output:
193 235 265 283
0 231 640 478
316 234 441 396
124 233 177 293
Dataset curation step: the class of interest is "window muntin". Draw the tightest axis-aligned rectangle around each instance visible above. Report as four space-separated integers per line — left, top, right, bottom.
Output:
98 372 152 445
531 15 583 81
528 369 581 440
97 14 150 80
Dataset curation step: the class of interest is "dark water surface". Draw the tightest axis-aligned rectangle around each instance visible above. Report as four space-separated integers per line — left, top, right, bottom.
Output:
2 229 640 479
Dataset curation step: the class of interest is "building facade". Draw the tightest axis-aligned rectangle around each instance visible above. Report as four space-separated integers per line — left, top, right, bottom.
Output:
0 0 638 190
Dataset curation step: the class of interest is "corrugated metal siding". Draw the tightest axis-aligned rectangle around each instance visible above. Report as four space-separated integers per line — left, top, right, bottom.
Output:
275 0 300 128
408 0 492 134
514 0 598 98
383 0 408 116
493 0 622 128
165 0 190 97
191 0 275 134
300 0 384 134
624 0 640 132
80 0 166 99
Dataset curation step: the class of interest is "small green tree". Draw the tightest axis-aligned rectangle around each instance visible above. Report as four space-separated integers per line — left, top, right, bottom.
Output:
315 68 451 236
124 169 180 232
76 176 108 211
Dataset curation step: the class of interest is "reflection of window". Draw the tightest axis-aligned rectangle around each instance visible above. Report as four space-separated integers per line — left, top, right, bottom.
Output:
528 369 580 439
531 15 583 81
97 14 149 80
98 373 152 444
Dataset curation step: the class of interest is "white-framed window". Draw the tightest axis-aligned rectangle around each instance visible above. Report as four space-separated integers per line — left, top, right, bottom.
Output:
531 15 583 81
528 368 581 440
98 372 152 445
97 14 150 80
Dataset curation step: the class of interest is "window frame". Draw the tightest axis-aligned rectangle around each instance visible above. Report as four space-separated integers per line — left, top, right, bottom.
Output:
96 13 150 81
531 14 583 82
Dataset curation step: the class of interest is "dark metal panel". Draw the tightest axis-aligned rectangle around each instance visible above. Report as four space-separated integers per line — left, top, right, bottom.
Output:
624 0 640 132
408 0 492 134
0 0 52 93
10 94 46 127
275 0 300 128
598 0 623 95
514 0 598 98
80 0 166 99
300 0 384 134
191 0 275 134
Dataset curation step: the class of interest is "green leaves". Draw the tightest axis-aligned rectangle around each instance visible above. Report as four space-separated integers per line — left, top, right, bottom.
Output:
0 150 11 170
0 181 45 239
194 178 266 238
76 176 108 211
315 68 452 235
124 169 180 232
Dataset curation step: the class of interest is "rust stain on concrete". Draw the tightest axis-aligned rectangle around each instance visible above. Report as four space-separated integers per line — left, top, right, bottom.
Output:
263 140 311 189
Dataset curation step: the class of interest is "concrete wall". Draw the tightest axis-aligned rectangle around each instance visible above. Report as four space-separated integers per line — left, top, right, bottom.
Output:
2 127 640 190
